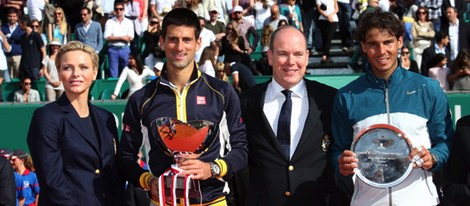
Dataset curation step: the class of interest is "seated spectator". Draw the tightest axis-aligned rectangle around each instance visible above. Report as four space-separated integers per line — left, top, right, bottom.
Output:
421 31 450 76
253 0 275 30
400 46 419 73
195 17 217 62
14 76 41 102
111 53 154 100
43 39 64 101
198 46 216 77
232 5 260 54
220 22 248 65
279 0 303 31
31 19 47 45
427 53 450 91
263 4 288 30
228 62 256 94
47 7 68 45
215 62 229 83
142 16 164 69
277 19 289 29
449 49 470 91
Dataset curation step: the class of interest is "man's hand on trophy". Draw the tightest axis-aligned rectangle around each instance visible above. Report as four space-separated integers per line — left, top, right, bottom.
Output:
409 146 433 170
148 176 159 201
339 150 358 176
178 158 212 180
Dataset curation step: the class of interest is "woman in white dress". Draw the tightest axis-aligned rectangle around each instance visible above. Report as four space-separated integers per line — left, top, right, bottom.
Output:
111 53 155 100
43 39 64 101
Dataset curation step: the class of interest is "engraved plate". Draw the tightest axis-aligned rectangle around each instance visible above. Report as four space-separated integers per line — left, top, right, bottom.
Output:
351 124 413 188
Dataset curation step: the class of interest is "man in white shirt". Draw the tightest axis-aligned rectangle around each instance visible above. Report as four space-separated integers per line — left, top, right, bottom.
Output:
239 26 340 205
195 17 217 62
104 1 134 78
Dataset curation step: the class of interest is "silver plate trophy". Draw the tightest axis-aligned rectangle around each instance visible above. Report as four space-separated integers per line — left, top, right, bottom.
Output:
150 117 218 206
351 124 413 188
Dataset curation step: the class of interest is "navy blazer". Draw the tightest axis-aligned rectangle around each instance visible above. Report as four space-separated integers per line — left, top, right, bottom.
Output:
27 94 125 206
74 21 103 52
240 79 347 206
1 24 25 56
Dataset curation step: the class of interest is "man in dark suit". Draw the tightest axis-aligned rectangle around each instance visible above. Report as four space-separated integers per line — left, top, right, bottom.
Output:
75 7 103 53
240 26 347 205
441 6 470 61
444 115 470 206
421 31 450 76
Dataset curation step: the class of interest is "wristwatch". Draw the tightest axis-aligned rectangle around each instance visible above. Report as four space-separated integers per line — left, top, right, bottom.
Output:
210 162 221 178
431 153 438 166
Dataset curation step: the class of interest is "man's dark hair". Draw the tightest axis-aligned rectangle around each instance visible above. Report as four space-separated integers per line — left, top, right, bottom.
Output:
7 8 18 15
19 16 32 27
356 10 404 42
81 6 91 14
114 1 125 8
435 31 449 43
161 8 201 39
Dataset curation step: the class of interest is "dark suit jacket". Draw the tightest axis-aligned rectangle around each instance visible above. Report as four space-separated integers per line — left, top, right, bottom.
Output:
421 45 451 76
0 157 15 206
240 79 345 206
27 94 125 206
441 21 470 57
444 115 470 206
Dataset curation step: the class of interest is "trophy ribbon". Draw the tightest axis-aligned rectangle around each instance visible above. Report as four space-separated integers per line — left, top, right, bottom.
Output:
158 167 199 206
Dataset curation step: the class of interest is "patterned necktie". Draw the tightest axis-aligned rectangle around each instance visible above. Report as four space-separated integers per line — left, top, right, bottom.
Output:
277 90 292 159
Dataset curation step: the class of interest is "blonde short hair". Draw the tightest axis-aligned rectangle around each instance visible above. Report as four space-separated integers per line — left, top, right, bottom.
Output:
55 41 99 70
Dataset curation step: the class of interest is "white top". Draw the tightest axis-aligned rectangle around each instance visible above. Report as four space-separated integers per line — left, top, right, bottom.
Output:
199 60 215 77
195 28 216 62
113 66 155 98
102 0 116 14
104 17 135 47
43 56 64 90
0 37 7 71
428 66 450 91
317 0 339 22
150 0 175 15
27 0 45 22
253 0 274 30
263 79 308 159
124 1 140 19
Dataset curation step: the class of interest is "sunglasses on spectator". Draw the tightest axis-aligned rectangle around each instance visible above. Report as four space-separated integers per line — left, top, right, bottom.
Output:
54 12 62 15
418 11 427 14
81 13 88 16
150 21 159 24
402 51 410 55
24 82 31 85
114 8 124 11
32 25 39 28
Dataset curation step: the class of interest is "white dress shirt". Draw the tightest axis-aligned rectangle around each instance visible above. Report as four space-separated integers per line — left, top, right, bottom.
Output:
448 19 459 61
263 79 308 159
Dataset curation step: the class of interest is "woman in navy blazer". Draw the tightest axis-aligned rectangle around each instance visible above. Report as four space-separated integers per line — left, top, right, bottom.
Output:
27 41 125 206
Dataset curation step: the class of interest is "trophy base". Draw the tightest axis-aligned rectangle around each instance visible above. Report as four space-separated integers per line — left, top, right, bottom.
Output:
163 175 200 199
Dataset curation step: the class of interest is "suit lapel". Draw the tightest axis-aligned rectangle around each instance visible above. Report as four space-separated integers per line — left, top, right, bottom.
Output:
292 80 320 160
59 95 101 155
257 82 290 160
